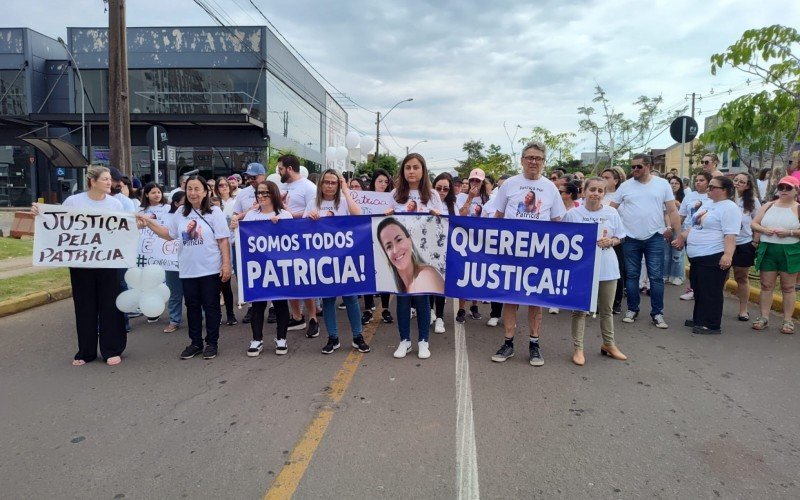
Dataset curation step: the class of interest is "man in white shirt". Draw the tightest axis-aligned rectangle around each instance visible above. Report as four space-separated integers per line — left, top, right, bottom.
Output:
490 141 566 367
232 162 266 218
108 167 136 213
610 154 683 329
277 154 320 338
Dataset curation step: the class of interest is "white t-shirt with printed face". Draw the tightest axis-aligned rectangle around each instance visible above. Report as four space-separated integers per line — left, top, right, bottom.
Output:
611 176 675 240
492 174 566 220
679 190 711 230
304 197 352 217
390 189 445 214
686 199 742 258
63 192 124 211
284 178 317 216
563 205 626 281
167 206 231 278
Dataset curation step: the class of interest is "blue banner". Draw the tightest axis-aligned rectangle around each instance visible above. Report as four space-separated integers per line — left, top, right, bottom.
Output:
237 217 376 302
445 217 600 311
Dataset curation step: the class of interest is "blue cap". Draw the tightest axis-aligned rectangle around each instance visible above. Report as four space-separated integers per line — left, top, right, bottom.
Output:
245 162 266 176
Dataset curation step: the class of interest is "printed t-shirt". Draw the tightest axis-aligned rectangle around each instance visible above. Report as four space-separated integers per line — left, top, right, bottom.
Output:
167 206 231 278
63 192 124 211
679 190 711 230
563 204 625 281
492 174 565 220
610 176 675 240
390 189 445 214
304 197 352 217
242 209 293 222
686 199 742 258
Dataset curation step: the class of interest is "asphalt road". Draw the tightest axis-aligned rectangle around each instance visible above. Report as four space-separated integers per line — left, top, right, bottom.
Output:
1 287 798 499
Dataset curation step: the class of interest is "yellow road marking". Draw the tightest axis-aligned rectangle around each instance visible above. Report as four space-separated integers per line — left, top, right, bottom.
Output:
264 322 378 499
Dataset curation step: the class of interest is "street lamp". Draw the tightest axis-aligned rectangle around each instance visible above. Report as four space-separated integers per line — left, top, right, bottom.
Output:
375 98 413 159
406 139 428 155
57 37 85 159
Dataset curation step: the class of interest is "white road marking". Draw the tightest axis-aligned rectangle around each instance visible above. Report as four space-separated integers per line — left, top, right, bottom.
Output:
454 302 480 499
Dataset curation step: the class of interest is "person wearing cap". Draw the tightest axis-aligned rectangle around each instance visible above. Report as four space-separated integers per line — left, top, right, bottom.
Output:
455 168 490 323
231 163 266 323
750 175 800 333
452 176 462 196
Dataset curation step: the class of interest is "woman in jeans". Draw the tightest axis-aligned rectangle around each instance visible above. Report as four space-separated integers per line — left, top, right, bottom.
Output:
138 176 231 359
162 191 186 333
664 176 687 285
362 168 395 325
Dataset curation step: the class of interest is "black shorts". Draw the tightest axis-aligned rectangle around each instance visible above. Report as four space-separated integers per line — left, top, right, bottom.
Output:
732 241 756 268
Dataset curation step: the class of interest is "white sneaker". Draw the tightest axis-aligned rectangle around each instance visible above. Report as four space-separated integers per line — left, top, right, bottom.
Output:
430 309 436 325
679 290 694 301
418 341 430 359
275 338 287 355
622 311 638 323
247 340 263 357
410 308 416 318
671 277 684 286
548 308 559 314
434 318 445 334
393 340 412 358
487 317 499 327
652 314 669 329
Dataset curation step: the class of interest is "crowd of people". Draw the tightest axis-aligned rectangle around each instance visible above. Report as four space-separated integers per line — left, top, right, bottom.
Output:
32 145 800 367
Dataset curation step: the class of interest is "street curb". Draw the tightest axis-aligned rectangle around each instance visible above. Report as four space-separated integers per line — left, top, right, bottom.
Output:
0 286 73 318
724 278 800 319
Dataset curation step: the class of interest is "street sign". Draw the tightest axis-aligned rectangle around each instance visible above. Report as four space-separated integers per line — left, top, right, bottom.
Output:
146 125 168 149
56 168 66 177
670 116 698 143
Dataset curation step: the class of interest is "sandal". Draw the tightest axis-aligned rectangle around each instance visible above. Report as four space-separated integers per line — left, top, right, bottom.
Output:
751 317 769 331
72 359 86 366
163 324 179 333
737 314 749 322
780 320 795 334
106 356 122 366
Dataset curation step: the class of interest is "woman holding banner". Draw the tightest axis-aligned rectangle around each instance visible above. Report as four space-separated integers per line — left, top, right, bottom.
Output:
305 169 371 355
361 169 395 325
429 173 458 334
563 177 627 365
32 165 127 366
136 176 231 360
384 153 444 359
231 180 293 355
137 182 171 325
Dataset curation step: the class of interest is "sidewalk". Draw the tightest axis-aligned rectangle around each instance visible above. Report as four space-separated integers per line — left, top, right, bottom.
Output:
0 256 48 280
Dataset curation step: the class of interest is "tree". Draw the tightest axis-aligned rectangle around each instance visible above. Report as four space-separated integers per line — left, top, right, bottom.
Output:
702 25 800 173
578 86 686 173
518 126 576 169
456 140 514 180
354 154 399 178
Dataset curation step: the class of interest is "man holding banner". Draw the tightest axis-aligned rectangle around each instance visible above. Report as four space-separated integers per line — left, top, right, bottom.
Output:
490 141 566 366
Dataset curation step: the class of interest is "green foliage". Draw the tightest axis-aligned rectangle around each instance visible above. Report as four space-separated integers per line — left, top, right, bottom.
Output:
456 140 514 180
704 25 800 172
518 126 576 168
354 154 399 179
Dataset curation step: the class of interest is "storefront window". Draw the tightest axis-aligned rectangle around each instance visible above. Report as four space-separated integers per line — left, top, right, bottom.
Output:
266 71 322 153
0 69 27 115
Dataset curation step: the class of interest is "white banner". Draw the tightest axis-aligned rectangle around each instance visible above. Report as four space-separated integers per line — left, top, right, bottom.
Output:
32 204 139 268
138 209 179 272
350 191 394 215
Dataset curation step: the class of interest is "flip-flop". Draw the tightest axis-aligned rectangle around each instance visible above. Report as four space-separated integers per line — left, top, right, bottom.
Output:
72 359 86 366
106 356 122 366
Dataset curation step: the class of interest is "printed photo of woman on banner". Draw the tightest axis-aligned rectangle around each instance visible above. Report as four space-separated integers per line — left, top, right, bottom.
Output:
373 215 446 294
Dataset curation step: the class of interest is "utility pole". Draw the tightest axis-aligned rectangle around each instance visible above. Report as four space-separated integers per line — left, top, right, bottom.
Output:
108 0 132 176
375 111 381 160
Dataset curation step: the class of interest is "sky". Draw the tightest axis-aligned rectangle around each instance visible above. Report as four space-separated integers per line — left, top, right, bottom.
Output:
4 0 799 172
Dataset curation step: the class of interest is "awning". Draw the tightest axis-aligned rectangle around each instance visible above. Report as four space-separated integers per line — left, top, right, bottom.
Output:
20 137 88 168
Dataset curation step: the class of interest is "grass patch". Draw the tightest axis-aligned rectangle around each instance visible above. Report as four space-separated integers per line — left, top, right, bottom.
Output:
0 268 71 302
0 237 33 260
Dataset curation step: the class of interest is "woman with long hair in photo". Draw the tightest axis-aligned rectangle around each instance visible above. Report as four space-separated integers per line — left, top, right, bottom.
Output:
361 168 395 325
230 181 293 356
137 175 231 360
305 169 371 355
137 182 171 325
731 172 761 321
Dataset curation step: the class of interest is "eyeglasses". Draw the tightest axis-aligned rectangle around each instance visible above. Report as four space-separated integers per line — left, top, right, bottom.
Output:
322 180 338 186
732 179 748 185
702 160 713 165
558 190 567 194
256 191 271 197
777 184 795 192
708 185 724 190
631 164 645 170
435 186 450 192
522 155 545 163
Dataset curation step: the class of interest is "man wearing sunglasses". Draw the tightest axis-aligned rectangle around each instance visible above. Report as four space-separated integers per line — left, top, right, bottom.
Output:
609 154 683 329
701 153 724 178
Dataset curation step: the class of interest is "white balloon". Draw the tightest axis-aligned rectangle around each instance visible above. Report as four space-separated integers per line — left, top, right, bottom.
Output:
359 136 374 153
156 283 171 302
326 146 337 163
450 169 458 177
139 293 166 318
345 131 361 150
140 265 166 289
267 173 282 185
336 146 349 161
115 289 142 313
300 166 309 179
124 268 143 289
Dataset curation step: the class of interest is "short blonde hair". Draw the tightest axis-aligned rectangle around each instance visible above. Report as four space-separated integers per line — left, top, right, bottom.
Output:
86 165 110 188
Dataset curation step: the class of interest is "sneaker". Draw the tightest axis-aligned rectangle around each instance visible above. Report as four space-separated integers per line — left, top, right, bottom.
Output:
612 306 622 315
529 343 544 366
337 302 346 310
393 340 412 358
670 277 684 286
430 309 436 326
180 344 203 360
247 340 263 357
361 310 373 325
202 345 218 359
322 338 340 354
418 341 431 359
456 309 466 323
622 311 638 323
305 319 320 338
434 318 445 334
352 335 370 353
267 307 276 323
163 323 179 333
469 305 482 320
491 343 514 362
288 316 306 331
243 307 253 324
652 314 668 329
487 317 499 327
128 311 143 319
381 309 394 324
410 308 416 318
693 326 721 335
679 290 694 301
226 316 238 326
275 338 288 355
548 307 559 314
147 316 159 323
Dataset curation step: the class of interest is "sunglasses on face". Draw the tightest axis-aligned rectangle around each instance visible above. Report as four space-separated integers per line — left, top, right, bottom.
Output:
708 185 724 190
631 164 645 170
256 191 271 197
435 186 450 192
702 160 713 165
777 184 795 192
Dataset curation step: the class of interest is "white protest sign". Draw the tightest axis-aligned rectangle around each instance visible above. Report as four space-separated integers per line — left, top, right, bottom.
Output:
349 191 394 215
137 208 179 272
32 204 139 268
